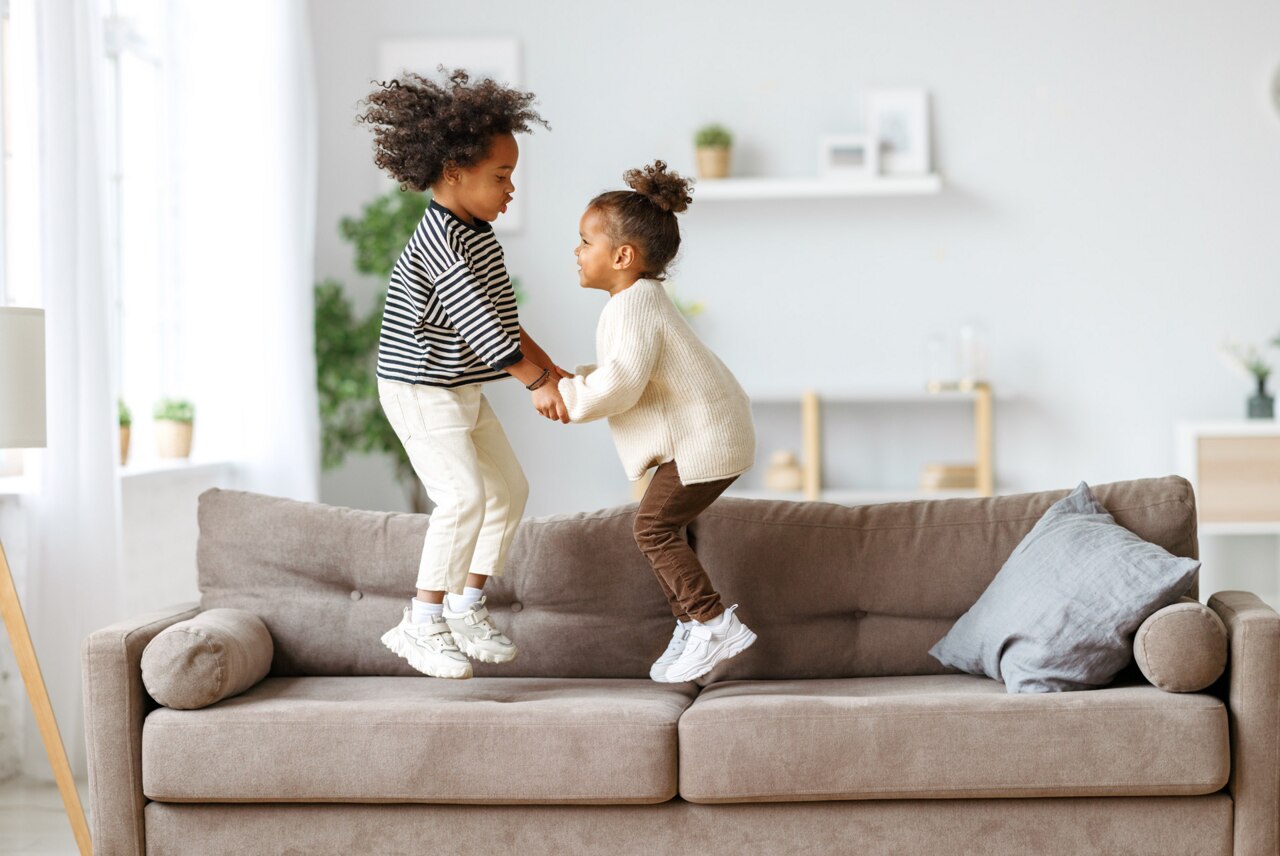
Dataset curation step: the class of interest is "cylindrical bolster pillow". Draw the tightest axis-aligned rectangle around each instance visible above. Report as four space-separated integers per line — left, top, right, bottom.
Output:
1134 597 1227 693
141 608 273 709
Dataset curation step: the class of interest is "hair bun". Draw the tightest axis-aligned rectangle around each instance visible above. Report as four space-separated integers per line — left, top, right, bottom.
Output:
623 161 693 214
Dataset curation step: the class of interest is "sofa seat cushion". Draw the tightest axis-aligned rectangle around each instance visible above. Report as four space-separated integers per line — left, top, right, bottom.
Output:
143 676 696 804
678 674 1228 804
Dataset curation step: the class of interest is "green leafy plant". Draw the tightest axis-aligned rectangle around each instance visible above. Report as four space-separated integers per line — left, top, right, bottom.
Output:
1219 341 1271 385
663 283 705 319
317 188 429 511
154 398 194 423
695 123 732 149
316 188 526 513
118 399 132 428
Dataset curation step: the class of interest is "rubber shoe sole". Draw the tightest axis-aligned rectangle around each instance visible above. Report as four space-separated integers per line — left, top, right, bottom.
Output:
381 625 472 679
451 633 519 665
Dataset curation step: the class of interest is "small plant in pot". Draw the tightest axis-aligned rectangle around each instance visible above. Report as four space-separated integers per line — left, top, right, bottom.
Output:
154 398 195 459
118 399 132 466
1219 341 1273 419
694 123 732 179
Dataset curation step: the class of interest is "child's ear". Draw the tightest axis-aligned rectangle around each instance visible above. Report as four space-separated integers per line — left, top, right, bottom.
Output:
442 162 461 185
613 244 636 270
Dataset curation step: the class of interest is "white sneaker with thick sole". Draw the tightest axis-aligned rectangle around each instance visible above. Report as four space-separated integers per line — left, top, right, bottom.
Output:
650 620 692 682
444 596 518 664
381 608 472 679
664 605 756 683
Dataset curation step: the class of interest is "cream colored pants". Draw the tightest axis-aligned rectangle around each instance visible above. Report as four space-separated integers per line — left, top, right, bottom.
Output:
378 379 529 593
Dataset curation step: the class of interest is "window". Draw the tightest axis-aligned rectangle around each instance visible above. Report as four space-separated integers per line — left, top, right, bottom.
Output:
1 0 39 310
105 0 179 461
0 0 38 479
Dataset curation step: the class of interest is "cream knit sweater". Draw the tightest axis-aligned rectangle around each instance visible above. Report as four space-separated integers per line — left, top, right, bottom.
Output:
558 279 756 485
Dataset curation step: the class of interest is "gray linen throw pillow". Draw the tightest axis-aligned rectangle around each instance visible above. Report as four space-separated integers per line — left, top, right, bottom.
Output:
928 481 1200 693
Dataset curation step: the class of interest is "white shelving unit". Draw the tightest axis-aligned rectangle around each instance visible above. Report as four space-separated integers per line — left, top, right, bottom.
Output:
1176 420 1280 607
728 384 1001 507
694 175 943 201
729 487 985 505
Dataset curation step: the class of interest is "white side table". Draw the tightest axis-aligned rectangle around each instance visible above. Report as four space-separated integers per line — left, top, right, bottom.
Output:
1176 420 1280 607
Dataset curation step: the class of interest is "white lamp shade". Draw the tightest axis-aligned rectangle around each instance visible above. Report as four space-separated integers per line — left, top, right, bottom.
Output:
0 307 47 449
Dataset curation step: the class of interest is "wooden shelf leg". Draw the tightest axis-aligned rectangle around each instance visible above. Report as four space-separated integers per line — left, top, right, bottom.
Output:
0 537 93 856
802 390 821 501
975 383 994 497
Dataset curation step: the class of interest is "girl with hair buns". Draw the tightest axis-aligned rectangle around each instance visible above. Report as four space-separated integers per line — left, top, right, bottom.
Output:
560 161 758 683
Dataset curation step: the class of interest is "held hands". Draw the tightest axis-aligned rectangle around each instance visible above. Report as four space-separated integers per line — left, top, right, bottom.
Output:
532 381 570 423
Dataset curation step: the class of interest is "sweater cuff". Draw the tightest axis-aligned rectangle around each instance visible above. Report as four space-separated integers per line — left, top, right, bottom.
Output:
490 346 524 372
557 377 579 421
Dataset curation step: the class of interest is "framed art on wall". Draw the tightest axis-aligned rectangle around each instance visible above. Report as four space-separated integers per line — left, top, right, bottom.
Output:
868 88 931 176
817 133 878 179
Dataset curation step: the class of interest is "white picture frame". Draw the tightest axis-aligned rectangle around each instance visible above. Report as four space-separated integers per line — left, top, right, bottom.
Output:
376 38 525 234
817 133 878 179
868 89 931 176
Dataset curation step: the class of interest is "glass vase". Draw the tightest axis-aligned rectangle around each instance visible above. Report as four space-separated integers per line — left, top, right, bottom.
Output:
1248 375 1275 419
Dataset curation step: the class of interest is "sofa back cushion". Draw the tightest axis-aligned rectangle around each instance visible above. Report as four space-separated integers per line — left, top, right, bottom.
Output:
197 475 1197 680
685 476 1198 681
198 492 675 677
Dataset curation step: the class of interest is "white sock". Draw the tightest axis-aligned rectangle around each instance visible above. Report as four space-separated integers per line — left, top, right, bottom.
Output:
411 597 443 624
446 586 484 613
697 612 727 628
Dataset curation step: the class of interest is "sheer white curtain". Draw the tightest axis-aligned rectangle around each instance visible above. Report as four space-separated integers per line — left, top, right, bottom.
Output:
19 0 318 779
172 0 320 501
26 0 121 777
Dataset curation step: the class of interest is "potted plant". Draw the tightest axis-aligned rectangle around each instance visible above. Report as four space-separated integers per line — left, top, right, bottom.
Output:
118 399 132 466
1219 341 1273 419
154 398 195 458
694 123 732 179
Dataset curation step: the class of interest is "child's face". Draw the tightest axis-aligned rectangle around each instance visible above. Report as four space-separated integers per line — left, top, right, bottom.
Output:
450 133 518 223
575 208 629 290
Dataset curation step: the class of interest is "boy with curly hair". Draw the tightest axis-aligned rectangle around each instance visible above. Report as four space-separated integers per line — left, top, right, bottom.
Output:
359 69 566 679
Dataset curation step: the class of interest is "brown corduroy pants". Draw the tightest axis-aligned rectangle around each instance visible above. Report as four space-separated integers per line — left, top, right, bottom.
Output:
632 461 738 622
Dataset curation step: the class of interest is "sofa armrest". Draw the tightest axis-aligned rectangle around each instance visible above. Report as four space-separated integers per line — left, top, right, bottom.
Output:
1207 591 1280 856
82 602 199 856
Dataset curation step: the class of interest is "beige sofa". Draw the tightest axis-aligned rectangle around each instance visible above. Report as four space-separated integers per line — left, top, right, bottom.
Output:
83 476 1280 855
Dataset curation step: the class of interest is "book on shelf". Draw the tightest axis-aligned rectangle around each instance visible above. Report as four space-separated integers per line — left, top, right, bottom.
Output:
920 463 978 490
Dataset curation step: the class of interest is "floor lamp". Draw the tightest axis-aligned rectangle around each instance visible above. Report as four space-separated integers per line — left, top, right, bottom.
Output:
0 307 92 855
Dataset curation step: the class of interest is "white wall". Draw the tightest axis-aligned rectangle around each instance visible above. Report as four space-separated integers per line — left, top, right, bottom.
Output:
310 0 1280 519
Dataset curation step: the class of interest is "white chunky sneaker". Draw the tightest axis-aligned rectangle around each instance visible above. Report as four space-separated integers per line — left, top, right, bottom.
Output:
664 605 756 683
650 620 692 682
381 608 472 679
444 596 518 665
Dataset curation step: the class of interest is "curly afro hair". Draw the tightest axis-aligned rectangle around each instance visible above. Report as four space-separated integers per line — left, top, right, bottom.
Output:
589 161 694 281
357 68 549 192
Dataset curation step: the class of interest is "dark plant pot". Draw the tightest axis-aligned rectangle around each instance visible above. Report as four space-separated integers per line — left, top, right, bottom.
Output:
1248 375 1275 419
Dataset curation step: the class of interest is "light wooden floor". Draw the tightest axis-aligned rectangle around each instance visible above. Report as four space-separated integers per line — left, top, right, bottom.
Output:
0 776 87 855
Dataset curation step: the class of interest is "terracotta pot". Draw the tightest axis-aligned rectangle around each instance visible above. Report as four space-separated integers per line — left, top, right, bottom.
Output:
696 146 731 179
119 426 131 466
155 420 194 459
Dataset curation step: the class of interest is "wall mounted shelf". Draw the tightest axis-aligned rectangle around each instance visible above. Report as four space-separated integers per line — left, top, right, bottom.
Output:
694 175 943 201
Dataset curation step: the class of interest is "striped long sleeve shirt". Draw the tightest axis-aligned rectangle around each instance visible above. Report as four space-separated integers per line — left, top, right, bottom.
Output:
376 200 523 388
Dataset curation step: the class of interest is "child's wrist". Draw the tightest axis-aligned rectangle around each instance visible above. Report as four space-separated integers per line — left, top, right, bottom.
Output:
525 368 552 390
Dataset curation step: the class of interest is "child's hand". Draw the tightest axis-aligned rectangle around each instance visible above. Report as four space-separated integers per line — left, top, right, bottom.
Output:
532 383 570 423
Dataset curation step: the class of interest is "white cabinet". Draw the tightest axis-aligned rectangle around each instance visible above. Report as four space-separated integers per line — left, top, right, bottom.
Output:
1177 421 1280 606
